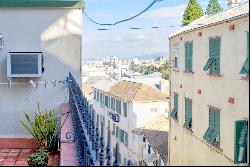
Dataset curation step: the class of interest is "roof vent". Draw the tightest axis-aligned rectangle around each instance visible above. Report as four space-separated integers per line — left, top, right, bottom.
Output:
228 0 240 8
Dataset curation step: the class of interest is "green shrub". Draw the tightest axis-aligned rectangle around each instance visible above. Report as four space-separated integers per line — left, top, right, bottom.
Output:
21 102 60 148
27 149 49 166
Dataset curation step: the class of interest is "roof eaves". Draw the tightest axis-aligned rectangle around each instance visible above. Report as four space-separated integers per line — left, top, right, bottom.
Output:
0 0 85 8
169 13 249 39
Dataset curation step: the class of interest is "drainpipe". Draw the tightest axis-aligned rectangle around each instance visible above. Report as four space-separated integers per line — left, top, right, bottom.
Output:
167 38 172 166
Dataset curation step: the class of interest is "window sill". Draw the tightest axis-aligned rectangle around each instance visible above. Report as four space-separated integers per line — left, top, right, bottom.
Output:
203 140 223 153
171 117 179 123
183 71 194 74
241 76 249 81
183 127 193 134
207 74 223 78
172 68 180 72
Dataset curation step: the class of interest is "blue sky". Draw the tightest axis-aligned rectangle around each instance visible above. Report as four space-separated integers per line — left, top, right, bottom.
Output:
83 0 248 60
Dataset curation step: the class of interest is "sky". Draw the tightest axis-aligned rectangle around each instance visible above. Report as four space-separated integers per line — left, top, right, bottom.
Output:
83 0 249 60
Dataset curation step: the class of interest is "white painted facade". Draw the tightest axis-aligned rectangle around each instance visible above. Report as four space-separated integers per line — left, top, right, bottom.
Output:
168 4 249 166
93 87 168 166
0 7 82 137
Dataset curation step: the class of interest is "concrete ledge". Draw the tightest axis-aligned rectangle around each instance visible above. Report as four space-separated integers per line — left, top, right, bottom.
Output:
60 103 78 166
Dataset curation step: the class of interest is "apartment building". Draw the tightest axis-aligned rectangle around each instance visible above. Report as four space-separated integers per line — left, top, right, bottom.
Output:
93 80 169 165
168 1 249 166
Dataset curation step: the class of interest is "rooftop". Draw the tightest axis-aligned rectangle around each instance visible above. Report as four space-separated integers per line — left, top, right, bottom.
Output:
107 80 168 102
132 115 169 164
169 1 249 38
93 79 117 92
0 0 84 8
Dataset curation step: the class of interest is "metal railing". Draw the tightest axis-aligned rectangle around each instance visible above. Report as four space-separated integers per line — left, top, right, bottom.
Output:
67 72 123 166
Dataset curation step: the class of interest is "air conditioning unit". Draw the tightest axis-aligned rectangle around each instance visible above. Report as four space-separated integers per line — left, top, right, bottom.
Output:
7 52 43 78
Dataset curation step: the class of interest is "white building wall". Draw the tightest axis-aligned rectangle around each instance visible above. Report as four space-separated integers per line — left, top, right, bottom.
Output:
169 17 249 165
93 90 169 165
0 8 82 137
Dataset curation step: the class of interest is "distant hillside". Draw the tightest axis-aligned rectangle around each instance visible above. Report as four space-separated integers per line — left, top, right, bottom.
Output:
136 52 169 60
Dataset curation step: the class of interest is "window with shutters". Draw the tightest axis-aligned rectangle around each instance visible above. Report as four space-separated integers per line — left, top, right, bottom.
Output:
203 37 221 75
125 132 128 147
120 129 125 143
234 120 248 164
93 89 96 100
150 108 158 113
240 32 249 75
203 107 220 146
184 98 192 129
111 97 114 110
185 41 193 72
116 126 119 139
112 124 115 136
97 91 100 102
173 48 179 69
105 95 108 107
170 93 178 120
116 99 121 115
123 102 128 117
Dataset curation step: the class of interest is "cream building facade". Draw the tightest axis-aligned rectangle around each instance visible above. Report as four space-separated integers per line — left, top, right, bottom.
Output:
168 1 249 166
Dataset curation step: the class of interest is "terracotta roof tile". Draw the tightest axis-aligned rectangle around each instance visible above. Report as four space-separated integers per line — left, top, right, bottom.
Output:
108 80 167 102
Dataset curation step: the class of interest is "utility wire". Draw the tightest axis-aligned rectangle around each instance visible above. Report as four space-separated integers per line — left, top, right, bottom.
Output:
83 0 163 26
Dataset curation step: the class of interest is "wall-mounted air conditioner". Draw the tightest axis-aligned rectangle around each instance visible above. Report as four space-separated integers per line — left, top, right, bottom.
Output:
7 52 43 78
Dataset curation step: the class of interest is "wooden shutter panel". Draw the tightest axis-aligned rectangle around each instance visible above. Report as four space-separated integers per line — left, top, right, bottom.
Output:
189 42 193 72
209 37 221 74
203 108 215 140
174 94 178 113
116 126 119 139
184 99 192 129
125 132 128 146
235 120 248 164
185 42 193 72
185 42 189 71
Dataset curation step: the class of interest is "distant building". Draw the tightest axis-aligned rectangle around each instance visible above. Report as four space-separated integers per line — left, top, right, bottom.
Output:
132 115 169 166
168 1 249 165
93 80 169 165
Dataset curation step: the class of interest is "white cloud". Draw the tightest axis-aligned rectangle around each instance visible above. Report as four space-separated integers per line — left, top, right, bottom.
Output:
140 4 186 19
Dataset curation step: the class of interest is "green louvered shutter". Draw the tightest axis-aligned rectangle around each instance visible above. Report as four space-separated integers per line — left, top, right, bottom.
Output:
240 32 249 74
185 42 193 72
184 99 192 129
234 120 248 164
116 126 119 139
208 109 220 145
125 132 128 146
189 42 193 72
209 37 221 74
174 94 178 114
203 108 215 140
185 42 189 71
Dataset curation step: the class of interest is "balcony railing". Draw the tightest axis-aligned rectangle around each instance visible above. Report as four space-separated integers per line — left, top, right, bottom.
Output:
67 72 130 166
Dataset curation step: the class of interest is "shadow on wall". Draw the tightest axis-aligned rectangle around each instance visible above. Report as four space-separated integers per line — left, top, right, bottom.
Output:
0 9 82 137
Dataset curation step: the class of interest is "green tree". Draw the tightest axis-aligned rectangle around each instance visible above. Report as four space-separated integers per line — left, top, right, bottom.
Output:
206 0 223 15
182 0 204 26
159 61 170 80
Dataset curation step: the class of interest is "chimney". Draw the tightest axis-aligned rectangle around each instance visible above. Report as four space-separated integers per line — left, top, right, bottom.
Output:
228 0 241 8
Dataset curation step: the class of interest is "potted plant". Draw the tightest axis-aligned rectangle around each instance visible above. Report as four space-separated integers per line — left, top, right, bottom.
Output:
27 149 49 166
21 102 61 151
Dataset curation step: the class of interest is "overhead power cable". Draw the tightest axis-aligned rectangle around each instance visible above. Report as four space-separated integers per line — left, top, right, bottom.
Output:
83 0 163 26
